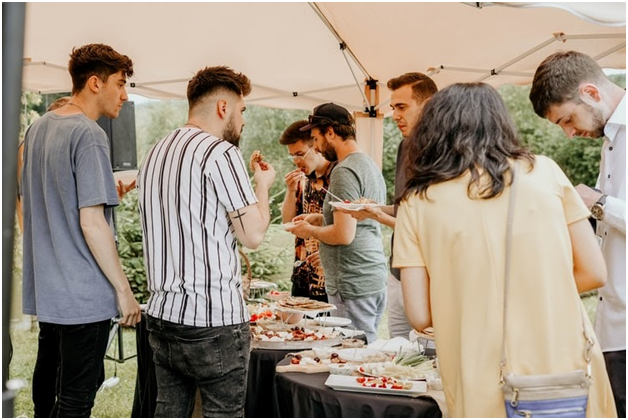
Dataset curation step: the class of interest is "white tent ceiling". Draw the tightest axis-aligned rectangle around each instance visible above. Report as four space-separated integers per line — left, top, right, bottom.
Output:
22 2 626 114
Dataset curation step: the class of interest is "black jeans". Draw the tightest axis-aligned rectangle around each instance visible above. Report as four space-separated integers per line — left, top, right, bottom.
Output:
604 350 626 418
146 316 250 417
33 320 109 418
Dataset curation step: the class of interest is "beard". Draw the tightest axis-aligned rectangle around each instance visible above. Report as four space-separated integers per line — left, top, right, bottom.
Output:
222 117 242 147
585 103 606 139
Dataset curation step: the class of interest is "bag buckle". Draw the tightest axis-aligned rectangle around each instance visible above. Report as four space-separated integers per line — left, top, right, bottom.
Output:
510 388 519 407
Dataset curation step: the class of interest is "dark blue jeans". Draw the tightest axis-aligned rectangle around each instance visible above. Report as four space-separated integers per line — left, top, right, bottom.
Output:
33 320 109 418
146 316 250 418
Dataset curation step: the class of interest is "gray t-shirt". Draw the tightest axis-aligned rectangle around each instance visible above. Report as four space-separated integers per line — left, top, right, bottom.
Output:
22 112 120 324
319 152 388 299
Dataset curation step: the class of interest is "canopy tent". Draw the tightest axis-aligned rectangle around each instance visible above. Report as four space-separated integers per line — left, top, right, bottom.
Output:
20 2 626 166
22 2 626 111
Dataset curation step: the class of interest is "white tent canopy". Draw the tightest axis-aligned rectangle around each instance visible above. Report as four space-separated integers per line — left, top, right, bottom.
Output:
21 2 626 164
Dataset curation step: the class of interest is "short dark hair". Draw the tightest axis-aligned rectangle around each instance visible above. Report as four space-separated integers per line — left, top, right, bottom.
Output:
279 120 312 145
187 66 252 109
68 44 133 95
400 83 534 203
529 51 605 118
387 72 438 103
315 115 356 141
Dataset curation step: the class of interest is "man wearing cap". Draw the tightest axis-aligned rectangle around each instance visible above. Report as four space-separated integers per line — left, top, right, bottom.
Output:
286 103 388 343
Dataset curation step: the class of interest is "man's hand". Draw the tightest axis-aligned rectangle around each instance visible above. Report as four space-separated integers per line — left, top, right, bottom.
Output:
116 289 141 327
575 184 603 208
336 206 382 222
284 168 305 193
305 251 322 268
285 219 312 239
116 179 136 200
253 161 276 189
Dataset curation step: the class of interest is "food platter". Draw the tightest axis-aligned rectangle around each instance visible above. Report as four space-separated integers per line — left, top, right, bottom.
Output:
335 348 393 363
313 316 352 327
325 375 427 398
357 362 428 381
329 201 384 211
251 335 343 350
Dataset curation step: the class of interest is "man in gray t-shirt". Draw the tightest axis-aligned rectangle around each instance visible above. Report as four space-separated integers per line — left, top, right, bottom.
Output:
21 43 140 417
287 103 387 343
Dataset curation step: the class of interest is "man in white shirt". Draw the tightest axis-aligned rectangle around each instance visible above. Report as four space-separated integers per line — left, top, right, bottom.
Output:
530 50 626 417
137 66 276 417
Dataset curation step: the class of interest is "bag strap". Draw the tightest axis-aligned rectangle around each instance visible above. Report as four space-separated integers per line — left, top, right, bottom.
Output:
499 161 594 386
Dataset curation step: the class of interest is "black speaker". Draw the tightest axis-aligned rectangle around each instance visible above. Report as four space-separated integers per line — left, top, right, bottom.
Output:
96 101 137 171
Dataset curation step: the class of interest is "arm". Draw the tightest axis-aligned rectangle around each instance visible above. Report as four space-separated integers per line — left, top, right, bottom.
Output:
569 218 607 293
290 209 357 246
400 267 432 332
575 184 626 234
337 205 396 228
281 169 303 224
230 161 276 249
80 205 141 326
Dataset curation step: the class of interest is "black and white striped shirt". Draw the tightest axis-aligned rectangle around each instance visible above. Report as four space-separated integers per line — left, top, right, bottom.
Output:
137 127 257 327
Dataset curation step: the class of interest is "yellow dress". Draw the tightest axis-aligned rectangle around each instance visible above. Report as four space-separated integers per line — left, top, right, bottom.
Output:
393 156 616 418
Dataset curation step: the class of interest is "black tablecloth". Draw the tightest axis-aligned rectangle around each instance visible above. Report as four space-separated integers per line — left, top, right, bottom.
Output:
245 347 292 417
274 359 442 418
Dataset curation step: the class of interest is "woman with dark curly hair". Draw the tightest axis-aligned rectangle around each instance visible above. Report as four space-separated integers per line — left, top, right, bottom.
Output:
392 83 616 417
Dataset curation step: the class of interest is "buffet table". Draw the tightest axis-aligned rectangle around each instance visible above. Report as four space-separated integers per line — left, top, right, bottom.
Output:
131 314 367 418
274 358 442 418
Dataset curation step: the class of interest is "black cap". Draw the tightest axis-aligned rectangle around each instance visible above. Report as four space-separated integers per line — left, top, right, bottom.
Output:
300 103 352 131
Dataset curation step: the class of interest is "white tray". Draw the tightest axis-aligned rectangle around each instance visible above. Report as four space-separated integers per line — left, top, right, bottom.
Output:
325 374 427 397
329 201 383 211
251 335 343 350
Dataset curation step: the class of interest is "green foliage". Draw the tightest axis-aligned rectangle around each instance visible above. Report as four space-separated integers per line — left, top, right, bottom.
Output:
115 191 150 303
381 118 403 203
239 106 310 220
498 83 605 187
135 99 188 159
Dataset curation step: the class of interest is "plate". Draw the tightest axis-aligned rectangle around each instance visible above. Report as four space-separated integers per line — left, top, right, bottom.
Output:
325 374 427 398
283 222 296 230
313 316 352 327
335 348 392 363
249 280 278 290
329 201 383 211
251 335 343 350
113 170 138 185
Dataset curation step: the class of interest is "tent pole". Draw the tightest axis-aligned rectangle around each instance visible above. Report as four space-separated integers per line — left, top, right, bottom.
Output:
3 3 26 417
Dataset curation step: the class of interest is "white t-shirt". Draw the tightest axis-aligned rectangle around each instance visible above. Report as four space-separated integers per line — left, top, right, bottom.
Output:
138 127 257 327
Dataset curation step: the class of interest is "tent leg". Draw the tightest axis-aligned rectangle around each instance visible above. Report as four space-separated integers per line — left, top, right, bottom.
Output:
3 3 26 418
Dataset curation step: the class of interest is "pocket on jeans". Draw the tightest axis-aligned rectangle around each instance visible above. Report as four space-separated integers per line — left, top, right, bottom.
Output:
176 335 224 377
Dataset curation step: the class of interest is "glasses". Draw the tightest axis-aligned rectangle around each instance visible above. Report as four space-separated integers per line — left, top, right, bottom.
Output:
287 147 313 163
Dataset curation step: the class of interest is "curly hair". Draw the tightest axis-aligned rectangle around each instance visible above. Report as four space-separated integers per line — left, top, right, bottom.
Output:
387 72 438 103
399 83 534 203
529 51 605 118
68 44 133 95
187 66 252 109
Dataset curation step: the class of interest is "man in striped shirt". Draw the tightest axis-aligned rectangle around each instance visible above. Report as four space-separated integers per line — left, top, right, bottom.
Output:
137 66 276 417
